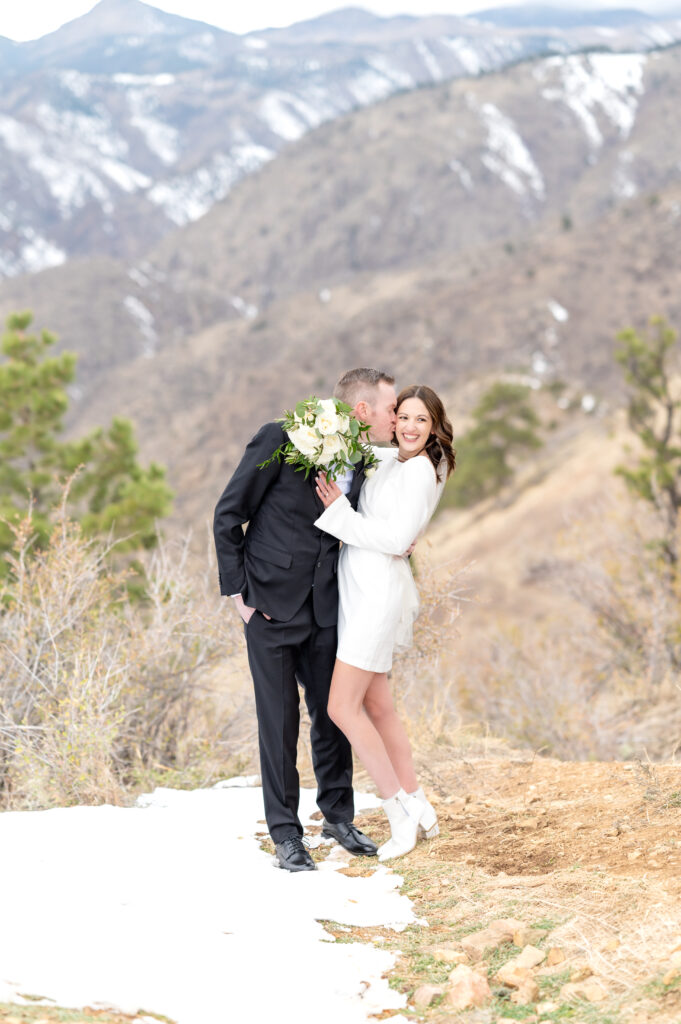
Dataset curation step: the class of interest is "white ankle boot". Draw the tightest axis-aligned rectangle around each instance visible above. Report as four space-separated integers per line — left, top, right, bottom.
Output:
378 789 421 861
409 786 439 840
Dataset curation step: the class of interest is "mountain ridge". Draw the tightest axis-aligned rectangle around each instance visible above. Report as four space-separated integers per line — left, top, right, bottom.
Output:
2 1 680 279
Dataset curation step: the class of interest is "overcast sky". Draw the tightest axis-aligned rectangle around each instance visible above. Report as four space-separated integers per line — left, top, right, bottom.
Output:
1 0 678 41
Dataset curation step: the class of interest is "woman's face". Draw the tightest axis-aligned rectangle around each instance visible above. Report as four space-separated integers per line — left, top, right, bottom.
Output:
395 397 433 458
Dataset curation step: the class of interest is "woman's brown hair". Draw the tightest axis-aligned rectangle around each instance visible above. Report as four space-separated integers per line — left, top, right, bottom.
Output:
393 385 456 478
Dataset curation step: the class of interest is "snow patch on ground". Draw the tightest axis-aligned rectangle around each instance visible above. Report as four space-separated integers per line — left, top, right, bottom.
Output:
539 53 647 147
414 37 443 80
178 32 218 63
441 36 484 74
441 34 522 75
20 228 67 273
259 91 312 140
231 296 258 319
0 783 412 1023
548 299 569 322
148 143 274 225
0 226 66 279
0 106 154 215
477 102 545 200
449 158 474 190
113 73 176 87
347 68 394 105
125 88 180 165
123 295 157 356
368 55 414 90
35 103 128 160
612 148 637 198
58 69 91 99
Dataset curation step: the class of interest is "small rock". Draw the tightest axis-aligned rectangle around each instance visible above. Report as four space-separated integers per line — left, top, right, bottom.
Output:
496 963 532 989
495 946 546 989
536 961 571 977
547 946 566 965
412 983 445 1008
560 978 608 1002
432 946 468 964
516 817 540 829
445 964 492 1009
513 926 545 947
515 945 547 969
627 849 642 861
536 1000 559 1014
510 977 540 1005
461 918 526 959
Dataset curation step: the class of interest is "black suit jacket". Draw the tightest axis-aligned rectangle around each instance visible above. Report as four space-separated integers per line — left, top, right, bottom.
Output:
213 421 366 627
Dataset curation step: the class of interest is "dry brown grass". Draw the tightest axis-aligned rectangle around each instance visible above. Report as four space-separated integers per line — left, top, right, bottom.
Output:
0 499 245 809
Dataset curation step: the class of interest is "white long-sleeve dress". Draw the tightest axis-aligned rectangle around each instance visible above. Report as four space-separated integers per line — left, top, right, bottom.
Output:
314 449 444 672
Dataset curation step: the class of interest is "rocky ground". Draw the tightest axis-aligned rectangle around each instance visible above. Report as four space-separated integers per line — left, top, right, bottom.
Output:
2 749 680 1024
324 749 681 1024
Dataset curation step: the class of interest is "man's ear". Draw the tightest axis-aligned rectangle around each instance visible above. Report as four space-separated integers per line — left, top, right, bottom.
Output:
354 400 369 422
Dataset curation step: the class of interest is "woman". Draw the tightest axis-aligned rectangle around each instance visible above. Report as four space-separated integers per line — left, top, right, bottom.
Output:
314 385 456 860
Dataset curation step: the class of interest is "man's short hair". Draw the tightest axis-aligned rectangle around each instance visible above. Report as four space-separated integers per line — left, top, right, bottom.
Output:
334 367 395 408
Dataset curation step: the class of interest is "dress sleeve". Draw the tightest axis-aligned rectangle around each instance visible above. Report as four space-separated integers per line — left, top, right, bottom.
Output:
314 456 437 555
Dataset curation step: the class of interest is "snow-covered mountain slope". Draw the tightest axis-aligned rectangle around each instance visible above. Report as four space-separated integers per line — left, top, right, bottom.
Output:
2 42 679 404
1 0 680 279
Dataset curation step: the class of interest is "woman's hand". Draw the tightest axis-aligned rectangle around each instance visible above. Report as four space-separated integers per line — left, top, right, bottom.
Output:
316 472 342 508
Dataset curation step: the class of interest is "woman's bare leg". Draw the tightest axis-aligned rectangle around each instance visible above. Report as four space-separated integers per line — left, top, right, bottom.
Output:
363 672 418 794
327 659 401 798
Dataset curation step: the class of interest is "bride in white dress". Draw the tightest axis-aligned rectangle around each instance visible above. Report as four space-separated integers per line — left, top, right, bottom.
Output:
314 385 456 860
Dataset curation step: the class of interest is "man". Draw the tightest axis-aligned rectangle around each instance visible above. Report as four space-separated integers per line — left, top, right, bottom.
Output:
213 368 397 871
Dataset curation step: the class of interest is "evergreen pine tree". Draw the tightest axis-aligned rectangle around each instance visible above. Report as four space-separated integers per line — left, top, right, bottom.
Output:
0 312 173 577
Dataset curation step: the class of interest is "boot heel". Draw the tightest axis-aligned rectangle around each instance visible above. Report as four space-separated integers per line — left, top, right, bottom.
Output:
417 803 439 840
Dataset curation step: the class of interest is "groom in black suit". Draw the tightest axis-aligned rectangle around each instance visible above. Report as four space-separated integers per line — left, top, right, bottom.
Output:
213 368 397 871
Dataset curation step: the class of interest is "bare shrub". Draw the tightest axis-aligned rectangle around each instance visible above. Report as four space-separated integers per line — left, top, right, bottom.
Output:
0 501 241 809
391 548 472 745
451 499 681 761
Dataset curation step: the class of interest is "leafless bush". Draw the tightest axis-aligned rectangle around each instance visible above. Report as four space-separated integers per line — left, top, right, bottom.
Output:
451 499 681 760
0 501 242 809
391 549 472 744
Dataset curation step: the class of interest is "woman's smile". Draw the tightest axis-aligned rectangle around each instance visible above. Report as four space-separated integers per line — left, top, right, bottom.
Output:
395 397 433 459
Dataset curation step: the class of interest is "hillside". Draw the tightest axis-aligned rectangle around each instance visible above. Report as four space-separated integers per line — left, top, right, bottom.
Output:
35 174 676 536
1 44 680 452
5 1 676 279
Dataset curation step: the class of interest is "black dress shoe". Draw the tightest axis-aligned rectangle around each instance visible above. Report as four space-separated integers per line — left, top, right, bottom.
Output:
274 835 316 872
321 820 378 856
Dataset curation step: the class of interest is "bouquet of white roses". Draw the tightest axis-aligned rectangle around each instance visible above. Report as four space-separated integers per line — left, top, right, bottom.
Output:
258 396 377 480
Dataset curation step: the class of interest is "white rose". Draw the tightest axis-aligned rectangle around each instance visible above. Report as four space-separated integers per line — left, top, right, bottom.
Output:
364 465 377 479
288 425 320 458
336 413 350 433
316 432 344 466
316 398 341 436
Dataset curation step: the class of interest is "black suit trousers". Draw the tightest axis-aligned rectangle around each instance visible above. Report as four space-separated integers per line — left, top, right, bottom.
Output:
244 595 354 843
